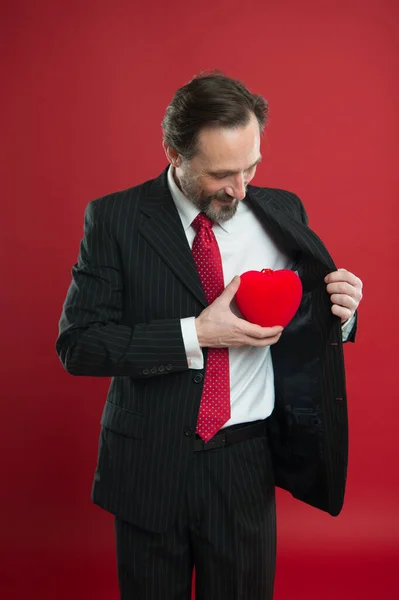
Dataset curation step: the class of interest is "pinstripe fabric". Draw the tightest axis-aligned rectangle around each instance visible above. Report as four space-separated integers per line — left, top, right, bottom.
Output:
247 186 356 515
114 427 275 600
56 166 356 535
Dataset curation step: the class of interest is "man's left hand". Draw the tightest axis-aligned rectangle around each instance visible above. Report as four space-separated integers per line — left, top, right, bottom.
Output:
324 268 363 323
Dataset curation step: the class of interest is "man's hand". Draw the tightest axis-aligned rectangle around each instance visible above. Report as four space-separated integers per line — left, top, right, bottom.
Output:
324 268 363 323
195 276 283 348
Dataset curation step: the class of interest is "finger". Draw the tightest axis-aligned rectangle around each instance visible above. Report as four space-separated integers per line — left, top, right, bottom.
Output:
228 333 281 347
240 332 283 347
239 321 284 339
328 284 363 304
324 269 361 288
330 294 358 311
326 281 357 297
331 304 352 322
220 275 241 302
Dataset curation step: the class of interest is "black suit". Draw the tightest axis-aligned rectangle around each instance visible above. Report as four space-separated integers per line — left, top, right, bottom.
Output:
56 167 356 596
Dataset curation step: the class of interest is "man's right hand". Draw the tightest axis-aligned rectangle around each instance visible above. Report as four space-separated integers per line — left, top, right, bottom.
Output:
195 276 284 348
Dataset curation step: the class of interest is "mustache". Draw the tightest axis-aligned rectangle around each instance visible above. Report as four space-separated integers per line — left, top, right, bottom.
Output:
209 189 245 202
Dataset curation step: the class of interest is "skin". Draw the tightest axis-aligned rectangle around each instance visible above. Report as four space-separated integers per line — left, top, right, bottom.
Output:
324 268 363 324
164 112 262 224
163 112 363 348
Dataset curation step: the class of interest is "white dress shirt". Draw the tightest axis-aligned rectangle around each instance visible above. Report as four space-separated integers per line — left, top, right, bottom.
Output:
167 166 355 427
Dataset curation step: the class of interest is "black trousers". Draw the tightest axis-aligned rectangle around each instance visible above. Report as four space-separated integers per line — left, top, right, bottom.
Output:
114 426 276 599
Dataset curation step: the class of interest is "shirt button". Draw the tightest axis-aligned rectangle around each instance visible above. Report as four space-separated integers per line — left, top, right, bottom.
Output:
193 373 204 384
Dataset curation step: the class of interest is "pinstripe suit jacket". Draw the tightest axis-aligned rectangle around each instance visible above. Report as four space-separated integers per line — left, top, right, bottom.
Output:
56 167 357 532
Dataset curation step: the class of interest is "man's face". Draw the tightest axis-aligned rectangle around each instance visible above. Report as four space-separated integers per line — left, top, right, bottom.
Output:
171 112 262 223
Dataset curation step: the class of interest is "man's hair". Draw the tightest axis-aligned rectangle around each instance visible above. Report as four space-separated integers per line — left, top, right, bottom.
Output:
161 70 268 160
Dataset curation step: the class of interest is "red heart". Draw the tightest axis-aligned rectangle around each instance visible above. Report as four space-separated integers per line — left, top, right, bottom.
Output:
235 268 303 327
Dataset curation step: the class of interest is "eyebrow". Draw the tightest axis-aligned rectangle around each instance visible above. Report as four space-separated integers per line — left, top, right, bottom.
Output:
209 156 262 176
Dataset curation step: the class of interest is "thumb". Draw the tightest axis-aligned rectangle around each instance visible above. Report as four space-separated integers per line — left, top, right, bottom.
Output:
220 275 241 302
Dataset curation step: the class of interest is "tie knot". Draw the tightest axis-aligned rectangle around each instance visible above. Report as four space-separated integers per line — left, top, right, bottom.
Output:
192 213 214 232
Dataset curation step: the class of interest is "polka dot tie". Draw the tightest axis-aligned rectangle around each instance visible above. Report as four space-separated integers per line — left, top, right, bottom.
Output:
191 213 230 442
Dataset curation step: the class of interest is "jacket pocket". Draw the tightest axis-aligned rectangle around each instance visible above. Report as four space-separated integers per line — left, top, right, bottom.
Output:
100 401 144 439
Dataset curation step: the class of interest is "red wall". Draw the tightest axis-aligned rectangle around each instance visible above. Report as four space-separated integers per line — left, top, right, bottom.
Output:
1 1 398 598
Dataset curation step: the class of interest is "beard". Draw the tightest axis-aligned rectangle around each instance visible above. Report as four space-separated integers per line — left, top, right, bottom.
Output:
178 170 243 223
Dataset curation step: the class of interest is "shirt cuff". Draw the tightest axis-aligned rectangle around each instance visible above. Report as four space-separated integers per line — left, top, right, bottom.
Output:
180 317 204 369
341 312 356 342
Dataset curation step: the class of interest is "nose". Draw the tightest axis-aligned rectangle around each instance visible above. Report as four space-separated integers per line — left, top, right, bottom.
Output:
225 172 246 201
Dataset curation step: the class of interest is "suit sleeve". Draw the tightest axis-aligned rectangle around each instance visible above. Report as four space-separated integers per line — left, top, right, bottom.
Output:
56 200 189 378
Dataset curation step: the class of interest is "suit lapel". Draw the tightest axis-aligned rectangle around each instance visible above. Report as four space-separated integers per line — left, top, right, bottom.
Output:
139 168 207 307
246 187 337 273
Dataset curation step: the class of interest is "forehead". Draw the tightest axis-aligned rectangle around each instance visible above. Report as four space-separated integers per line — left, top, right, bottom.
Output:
195 113 261 170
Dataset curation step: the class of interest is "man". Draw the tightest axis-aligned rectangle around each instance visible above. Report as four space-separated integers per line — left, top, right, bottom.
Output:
56 72 363 600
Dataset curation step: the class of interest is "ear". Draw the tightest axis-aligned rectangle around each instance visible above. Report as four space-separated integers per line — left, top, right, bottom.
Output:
163 141 181 168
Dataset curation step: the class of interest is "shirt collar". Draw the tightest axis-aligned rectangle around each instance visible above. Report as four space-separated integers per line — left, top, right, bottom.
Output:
167 165 234 233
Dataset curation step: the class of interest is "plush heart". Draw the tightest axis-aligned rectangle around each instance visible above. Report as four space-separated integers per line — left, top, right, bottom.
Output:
235 268 303 328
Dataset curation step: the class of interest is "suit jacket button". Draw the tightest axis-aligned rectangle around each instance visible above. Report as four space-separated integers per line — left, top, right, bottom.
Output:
142 368 150 375
193 373 204 384
184 427 195 437
150 366 158 374
165 364 172 371
158 365 165 372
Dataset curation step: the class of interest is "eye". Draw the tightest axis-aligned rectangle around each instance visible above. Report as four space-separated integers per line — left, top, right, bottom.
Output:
213 173 228 179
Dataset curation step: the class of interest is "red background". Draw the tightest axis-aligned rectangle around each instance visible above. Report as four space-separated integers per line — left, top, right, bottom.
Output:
1 0 398 598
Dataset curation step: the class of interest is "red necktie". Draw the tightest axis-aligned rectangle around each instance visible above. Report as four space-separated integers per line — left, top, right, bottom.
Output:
191 213 231 442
